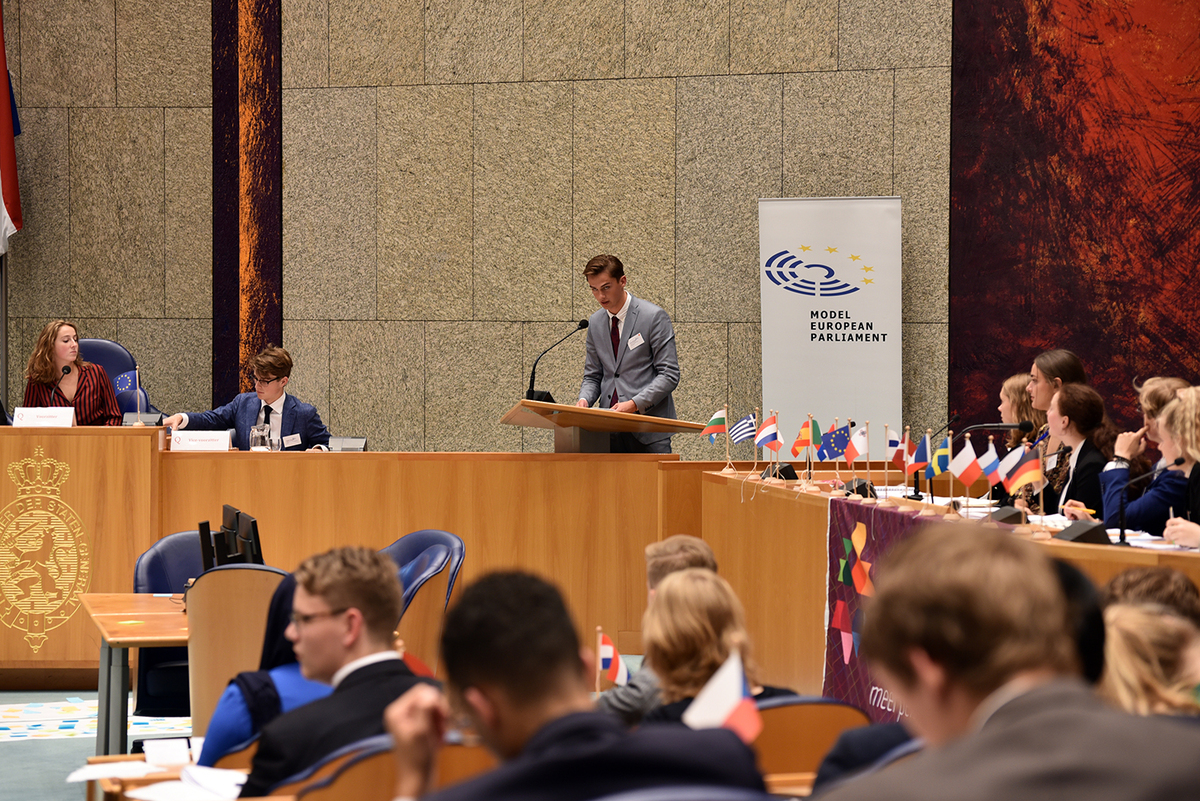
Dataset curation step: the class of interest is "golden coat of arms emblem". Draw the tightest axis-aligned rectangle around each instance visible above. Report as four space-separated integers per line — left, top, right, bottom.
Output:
0 447 91 652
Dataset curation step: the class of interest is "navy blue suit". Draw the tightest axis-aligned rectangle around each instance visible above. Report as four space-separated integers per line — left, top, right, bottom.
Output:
186 392 330 451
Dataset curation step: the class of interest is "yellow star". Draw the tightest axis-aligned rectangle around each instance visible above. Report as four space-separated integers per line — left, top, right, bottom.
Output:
799 245 812 252
825 247 838 253
849 254 862 261
861 266 874 273
861 278 874 285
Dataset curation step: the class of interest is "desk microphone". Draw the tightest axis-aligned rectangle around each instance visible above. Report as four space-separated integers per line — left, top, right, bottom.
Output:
53 365 70 401
1114 458 1185 545
953 420 1033 443
526 320 589 402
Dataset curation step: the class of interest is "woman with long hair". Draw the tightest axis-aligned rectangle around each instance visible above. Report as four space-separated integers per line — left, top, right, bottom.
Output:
1024 349 1089 512
1048 384 1116 517
22 319 120 426
1100 603 1200 717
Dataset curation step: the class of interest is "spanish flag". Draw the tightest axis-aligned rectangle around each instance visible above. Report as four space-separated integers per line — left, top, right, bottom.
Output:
791 417 818 458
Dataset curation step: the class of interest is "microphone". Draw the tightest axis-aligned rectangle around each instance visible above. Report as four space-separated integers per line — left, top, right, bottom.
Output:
53 365 70 401
526 320 589 403
930 413 960 440
1114 457 1185 545
952 420 1034 443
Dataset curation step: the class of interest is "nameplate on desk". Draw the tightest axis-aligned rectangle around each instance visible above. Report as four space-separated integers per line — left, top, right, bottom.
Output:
12 406 76 427
171 431 231 451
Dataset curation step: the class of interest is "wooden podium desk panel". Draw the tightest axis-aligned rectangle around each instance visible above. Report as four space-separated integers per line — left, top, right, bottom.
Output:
0 428 162 677
160 452 677 646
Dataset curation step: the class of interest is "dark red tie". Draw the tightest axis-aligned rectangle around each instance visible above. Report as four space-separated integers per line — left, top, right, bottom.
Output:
610 315 620 407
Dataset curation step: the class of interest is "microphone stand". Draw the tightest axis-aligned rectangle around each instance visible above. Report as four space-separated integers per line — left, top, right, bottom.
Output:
911 415 958 502
526 321 588 402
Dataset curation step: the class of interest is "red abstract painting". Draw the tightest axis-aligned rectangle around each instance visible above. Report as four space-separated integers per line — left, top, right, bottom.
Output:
950 0 1200 431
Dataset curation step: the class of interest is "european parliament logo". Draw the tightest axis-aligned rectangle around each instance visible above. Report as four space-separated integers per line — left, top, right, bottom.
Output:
764 247 874 298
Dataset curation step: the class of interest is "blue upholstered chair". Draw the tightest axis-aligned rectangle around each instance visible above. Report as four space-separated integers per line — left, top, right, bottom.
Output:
78 337 161 415
274 733 393 796
379 530 465 615
379 530 465 673
132 530 204 716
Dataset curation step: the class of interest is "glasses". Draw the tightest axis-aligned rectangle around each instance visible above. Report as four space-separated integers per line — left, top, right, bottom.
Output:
289 607 348 627
250 374 282 386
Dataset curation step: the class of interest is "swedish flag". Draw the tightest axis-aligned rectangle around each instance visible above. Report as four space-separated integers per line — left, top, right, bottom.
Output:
925 436 951 479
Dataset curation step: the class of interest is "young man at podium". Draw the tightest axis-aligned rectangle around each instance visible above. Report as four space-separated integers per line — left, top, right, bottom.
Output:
575 255 680 454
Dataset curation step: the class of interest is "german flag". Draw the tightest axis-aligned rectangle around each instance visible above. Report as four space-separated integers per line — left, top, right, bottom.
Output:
1004 448 1044 493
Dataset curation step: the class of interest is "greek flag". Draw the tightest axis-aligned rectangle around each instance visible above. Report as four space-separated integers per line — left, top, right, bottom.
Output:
728 413 757 444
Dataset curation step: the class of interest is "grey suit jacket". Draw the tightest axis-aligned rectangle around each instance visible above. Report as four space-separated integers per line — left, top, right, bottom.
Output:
823 679 1200 801
578 294 680 444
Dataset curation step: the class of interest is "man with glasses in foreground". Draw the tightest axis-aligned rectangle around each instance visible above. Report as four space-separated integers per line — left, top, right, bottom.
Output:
162 344 330 450
239 546 436 797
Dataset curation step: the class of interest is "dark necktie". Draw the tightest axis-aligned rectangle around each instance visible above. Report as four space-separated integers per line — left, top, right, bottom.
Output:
610 315 620 407
263 405 272 426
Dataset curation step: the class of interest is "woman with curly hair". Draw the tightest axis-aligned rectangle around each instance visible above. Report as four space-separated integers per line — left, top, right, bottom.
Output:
22 319 120 426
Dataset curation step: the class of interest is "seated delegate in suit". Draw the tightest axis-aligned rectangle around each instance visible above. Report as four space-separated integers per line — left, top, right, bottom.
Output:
1024 349 1089 513
22 319 121 426
384 571 765 801
575 254 680 454
1063 386 1190 536
640 568 795 724
1046 383 1113 517
238 547 436 797
1159 388 1200 548
197 573 332 766
163 345 329 451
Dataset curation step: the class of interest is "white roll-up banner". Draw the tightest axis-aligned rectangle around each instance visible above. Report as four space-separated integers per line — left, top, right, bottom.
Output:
759 197 902 460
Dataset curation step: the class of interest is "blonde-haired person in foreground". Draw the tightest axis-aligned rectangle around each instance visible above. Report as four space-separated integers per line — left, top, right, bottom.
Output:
1162 387 1200 548
641 568 794 723
1099 603 1200 717
822 524 1200 801
595 535 718 726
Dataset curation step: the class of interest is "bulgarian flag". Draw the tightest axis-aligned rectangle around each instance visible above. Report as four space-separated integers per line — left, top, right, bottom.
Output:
598 632 629 686
681 650 762 745
702 408 727 443
791 417 817 458
0 6 21 253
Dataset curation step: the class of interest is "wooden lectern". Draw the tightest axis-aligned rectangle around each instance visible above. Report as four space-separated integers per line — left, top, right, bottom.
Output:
500 400 704 453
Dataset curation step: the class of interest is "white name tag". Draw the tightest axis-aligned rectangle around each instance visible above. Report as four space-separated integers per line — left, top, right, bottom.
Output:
627 332 645 351
283 433 301 448
172 431 232 451
13 407 76 427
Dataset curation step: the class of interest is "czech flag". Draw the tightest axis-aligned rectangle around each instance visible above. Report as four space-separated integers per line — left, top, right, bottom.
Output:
702 408 727 443
908 433 930 475
979 441 1002 487
925 436 951 479
598 633 629 686
791 417 818 458
844 427 869 462
681 650 762 745
949 440 983 486
1005 448 1044 493
755 414 781 452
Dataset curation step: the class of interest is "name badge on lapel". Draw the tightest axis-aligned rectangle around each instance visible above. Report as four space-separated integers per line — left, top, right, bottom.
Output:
628 333 645 351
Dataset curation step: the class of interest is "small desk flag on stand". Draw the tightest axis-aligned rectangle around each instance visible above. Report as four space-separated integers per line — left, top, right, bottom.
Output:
681 650 762 744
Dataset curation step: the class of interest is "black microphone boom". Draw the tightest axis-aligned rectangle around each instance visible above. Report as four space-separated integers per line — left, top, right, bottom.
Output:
526 320 589 403
53 365 71 401
953 420 1034 443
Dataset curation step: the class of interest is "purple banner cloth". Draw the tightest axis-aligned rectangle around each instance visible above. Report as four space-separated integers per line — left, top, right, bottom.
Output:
821 498 925 723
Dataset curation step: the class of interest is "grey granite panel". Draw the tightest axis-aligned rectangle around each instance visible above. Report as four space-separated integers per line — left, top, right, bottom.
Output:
165 108 212 319
519 321 590 452
902 322 947 434
425 321 522 452
573 79 676 319
117 318 211 415
9 108 69 318
895 68 950 323
116 0 210 106
330 0 422 86
7 317 118 412
523 0 623 81
727 322 762 461
625 0 728 78
377 84 473 321
282 319 330 415
474 82 572 321
730 0 837 74
283 88 377 320
672 322 726 461
70 108 165 318
328 321 424 452
5 0 19 104
426 0 522 84
283 0 328 88
840 0 951 70
782 70 893 199
676 75 781 323
23 0 115 106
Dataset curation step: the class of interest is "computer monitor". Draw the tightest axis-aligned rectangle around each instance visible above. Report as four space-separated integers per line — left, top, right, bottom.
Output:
197 520 216 572
234 511 264 565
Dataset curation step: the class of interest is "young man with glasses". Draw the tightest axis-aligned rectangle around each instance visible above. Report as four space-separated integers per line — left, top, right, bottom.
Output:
163 344 330 450
239 547 436 797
